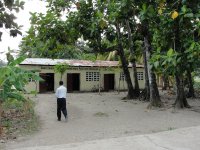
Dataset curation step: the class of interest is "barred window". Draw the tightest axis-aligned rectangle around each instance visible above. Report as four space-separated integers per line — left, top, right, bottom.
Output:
120 72 125 80
137 72 144 80
86 72 100 81
93 72 100 81
86 72 93 81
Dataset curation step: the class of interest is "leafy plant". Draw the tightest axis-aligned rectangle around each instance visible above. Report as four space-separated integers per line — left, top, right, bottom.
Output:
0 57 41 137
2 99 24 111
54 63 69 81
0 56 41 102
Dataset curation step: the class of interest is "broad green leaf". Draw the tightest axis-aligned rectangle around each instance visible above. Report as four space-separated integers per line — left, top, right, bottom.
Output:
158 9 163 15
162 60 167 66
154 61 159 68
181 5 187 14
167 48 174 56
9 56 26 66
0 67 10 86
184 13 194 18
189 42 195 50
142 4 147 11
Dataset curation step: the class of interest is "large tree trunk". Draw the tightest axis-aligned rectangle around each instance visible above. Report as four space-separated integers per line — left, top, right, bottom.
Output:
144 36 162 108
132 61 140 97
126 20 140 97
173 9 190 108
175 74 190 108
186 68 195 98
116 22 136 99
143 47 150 101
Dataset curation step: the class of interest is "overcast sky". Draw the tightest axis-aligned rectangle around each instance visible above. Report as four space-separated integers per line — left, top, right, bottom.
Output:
0 0 47 61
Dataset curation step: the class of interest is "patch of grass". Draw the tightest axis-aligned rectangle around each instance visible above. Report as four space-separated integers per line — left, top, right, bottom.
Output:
124 131 131 134
167 127 176 131
94 112 109 117
19 114 39 135
1 98 39 140
2 119 12 129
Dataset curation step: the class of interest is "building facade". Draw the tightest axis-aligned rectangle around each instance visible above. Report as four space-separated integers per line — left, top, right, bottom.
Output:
19 58 145 93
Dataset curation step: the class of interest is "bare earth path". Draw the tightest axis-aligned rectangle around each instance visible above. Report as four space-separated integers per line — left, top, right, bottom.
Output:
4 92 200 149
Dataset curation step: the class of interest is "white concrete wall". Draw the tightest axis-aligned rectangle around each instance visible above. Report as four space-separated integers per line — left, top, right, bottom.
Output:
20 65 145 93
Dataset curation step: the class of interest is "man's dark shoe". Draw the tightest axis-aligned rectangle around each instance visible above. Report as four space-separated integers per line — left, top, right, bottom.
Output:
58 119 61 121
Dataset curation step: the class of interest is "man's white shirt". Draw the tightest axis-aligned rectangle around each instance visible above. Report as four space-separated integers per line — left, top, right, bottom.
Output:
55 85 67 98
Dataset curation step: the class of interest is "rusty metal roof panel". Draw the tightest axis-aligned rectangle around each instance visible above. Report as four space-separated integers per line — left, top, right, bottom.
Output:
20 58 143 68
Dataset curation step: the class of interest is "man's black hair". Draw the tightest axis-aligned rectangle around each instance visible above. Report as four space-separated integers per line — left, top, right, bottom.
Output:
59 81 63 85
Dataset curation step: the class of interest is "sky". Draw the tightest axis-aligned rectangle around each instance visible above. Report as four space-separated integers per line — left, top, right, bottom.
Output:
0 0 47 61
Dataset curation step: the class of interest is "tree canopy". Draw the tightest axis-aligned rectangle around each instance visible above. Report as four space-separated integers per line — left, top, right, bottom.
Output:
0 0 24 41
19 0 200 108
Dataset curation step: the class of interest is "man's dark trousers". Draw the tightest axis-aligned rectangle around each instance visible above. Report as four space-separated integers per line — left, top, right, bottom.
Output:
57 98 67 120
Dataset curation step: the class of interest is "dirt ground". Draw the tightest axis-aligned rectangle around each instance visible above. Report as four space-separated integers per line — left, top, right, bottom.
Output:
2 91 200 149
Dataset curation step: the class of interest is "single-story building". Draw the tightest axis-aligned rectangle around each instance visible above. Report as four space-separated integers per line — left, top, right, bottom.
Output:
19 58 145 93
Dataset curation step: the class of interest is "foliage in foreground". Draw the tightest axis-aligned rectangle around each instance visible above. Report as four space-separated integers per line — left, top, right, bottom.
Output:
0 56 41 140
0 56 41 102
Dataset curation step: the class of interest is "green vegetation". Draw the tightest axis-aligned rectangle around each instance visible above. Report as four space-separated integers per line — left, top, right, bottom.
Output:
0 1 200 143
0 56 41 139
18 0 200 108
94 112 109 117
0 56 40 102
167 127 176 131
0 0 24 41
0 0 39 140
1 99 39 139
54 63 69 81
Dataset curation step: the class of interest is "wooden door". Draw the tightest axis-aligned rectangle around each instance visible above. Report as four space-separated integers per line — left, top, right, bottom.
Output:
67 74 73 92
104 74 115 91
109 74 115 90
104 74 110 91
72 73 80 91
39 73 47 93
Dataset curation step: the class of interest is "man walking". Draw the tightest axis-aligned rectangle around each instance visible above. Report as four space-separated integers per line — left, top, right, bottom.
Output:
55 81 67 121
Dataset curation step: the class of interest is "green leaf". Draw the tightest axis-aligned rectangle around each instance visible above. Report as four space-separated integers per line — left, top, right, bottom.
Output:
189 42 195 50
162 60 167 66
154 61 159 68
184 13 194 18
167 48 174 57
99 19 107 29
148 5 155 15
181 5 187 14
7 91 25 101
9 56 26 66
0 67 10 86
142 3 147 11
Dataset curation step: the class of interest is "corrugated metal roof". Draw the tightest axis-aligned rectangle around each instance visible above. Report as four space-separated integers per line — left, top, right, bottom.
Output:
20 58 143 68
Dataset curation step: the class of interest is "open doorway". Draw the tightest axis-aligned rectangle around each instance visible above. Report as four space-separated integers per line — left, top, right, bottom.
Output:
104 74 115 91
67 73 80 92
39 73 54 93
